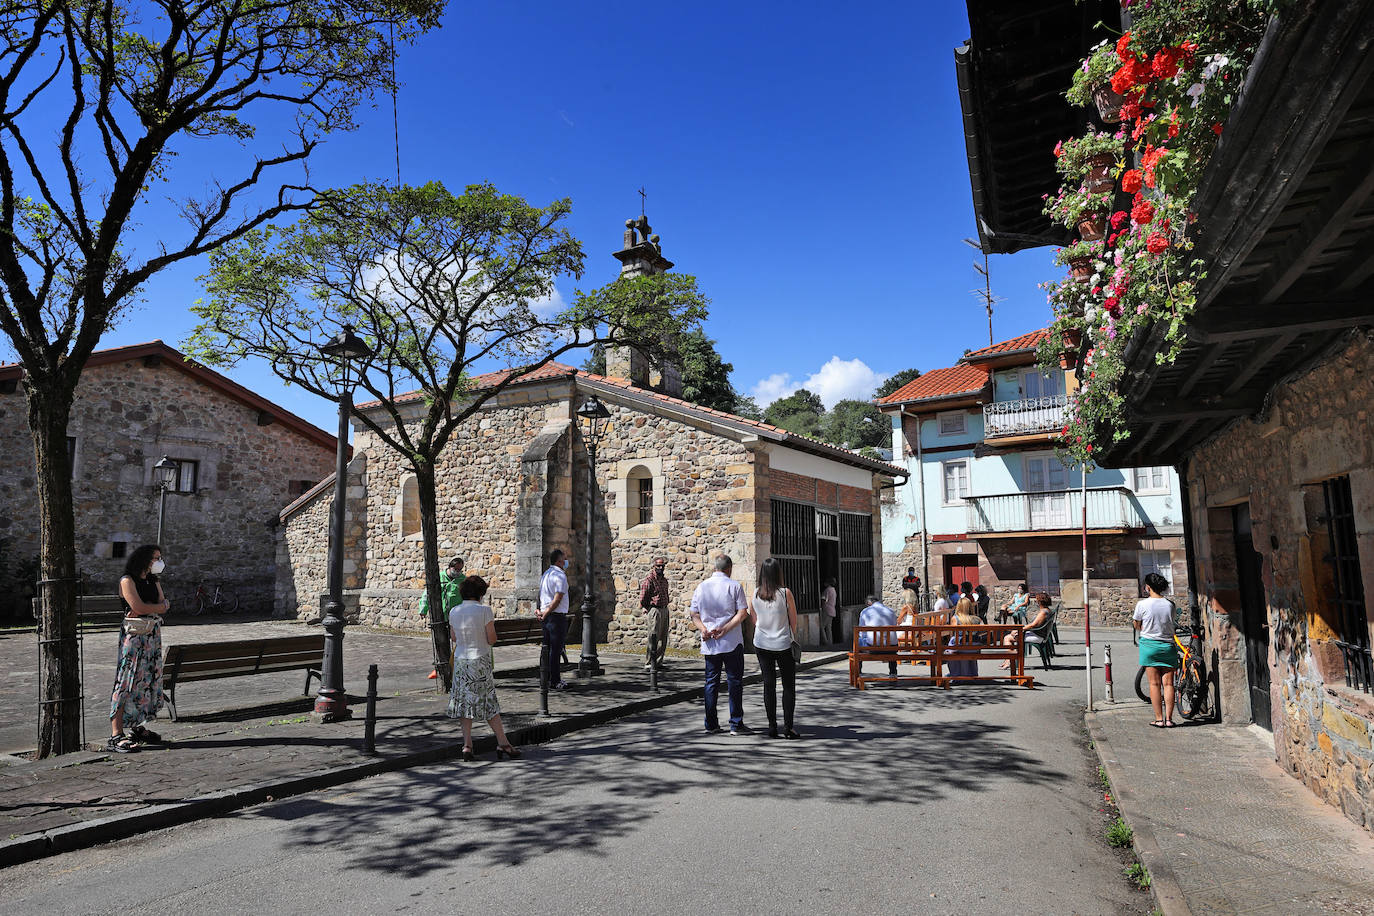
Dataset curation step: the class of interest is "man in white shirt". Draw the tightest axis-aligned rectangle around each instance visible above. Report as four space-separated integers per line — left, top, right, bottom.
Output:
537 548 571 690
857 595 899 678
689 554 750 735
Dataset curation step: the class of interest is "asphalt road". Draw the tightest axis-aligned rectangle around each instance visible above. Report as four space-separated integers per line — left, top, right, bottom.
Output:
0 638 1147 915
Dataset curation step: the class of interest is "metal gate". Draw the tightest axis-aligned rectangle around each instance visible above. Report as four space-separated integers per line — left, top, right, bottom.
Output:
1324 476 1371 693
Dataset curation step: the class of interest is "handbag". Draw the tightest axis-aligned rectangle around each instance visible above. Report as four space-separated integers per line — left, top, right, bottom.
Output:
123 615 158 637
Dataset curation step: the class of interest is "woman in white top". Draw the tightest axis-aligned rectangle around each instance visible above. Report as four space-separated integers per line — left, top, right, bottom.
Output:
748 558 801 739
1134 572 1180 728
447 575 520 760
820 577 838 645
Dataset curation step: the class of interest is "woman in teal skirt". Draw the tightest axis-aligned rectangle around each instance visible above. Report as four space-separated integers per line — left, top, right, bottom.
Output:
1134 572 1180 727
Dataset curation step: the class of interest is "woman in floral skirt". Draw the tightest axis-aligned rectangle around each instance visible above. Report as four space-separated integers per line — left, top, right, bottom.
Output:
448 575 520 760
109 544 170 753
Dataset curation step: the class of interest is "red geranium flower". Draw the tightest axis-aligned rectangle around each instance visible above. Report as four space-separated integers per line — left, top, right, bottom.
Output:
1146 232 1169 254
1110 64 1135 96
1110 210 1129 230
1213 122 1224 135
1131 199 1155 225
1120 170 1143 194
1152 48 1180 80
1116 32 1133 60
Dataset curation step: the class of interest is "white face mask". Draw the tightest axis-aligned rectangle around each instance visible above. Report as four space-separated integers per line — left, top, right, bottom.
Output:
150 559 166 575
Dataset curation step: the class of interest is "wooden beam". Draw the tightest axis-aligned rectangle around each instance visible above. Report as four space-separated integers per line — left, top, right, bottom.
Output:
1224 333 1298 396
1257 157 1374 304
1334 231 1374 292
1177 340 1232 397
1192 298 1374 343
1152 418 1200 458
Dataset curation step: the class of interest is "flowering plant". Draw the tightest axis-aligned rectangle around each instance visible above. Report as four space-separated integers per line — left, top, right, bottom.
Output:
1066 40 1123 107
1041 0 1273 466
1043 187 1115 227
1054 131 1126 181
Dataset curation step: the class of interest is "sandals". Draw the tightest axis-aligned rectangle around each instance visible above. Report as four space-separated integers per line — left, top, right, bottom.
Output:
130 725 163 745
1164 720 1176 728
1149 720 1166 728
783 729 802 740
106 733 139 753
461 747 475 762
496 745 522 760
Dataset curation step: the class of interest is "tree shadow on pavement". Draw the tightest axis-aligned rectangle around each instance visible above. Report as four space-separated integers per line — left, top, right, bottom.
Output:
266 684 1065 879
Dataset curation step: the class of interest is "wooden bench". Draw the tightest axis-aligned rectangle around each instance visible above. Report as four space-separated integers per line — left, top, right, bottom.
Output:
31 595 127 632
849 624 1035 690
162 634 325 721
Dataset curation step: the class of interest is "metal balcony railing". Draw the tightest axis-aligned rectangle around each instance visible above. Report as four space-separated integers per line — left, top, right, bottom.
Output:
965 486 1144 534
983 395 1069 438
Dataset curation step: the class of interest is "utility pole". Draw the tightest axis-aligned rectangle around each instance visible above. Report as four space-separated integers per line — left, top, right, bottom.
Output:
963 237 1004 346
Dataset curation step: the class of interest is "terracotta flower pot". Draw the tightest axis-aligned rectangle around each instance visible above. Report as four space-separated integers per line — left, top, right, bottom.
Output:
1092 84 1125 124
1062 327 1083 350
1059 349 1079 370
1085 152 1117 193
1076 212 1106 241
1068 256 1095 281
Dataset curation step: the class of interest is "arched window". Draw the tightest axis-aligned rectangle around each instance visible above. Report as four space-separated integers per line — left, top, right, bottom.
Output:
626 465 653 527
399 475 421 538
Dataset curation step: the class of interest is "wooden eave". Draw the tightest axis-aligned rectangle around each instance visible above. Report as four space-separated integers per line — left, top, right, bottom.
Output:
1097 2 1374 468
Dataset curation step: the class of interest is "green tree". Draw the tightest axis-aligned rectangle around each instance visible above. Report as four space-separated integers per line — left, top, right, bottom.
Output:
189 181 707 685
875 368 922 400
0 0 442 757
823 399 888 450
763 389 825 437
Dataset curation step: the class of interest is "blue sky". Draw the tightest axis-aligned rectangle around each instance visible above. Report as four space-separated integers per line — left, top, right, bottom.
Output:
29 1 1059 433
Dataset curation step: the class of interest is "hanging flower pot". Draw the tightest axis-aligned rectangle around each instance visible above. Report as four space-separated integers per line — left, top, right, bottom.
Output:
1062 327 1083 350
1076 211 1106 241
1084 152 1117 193
1092 84 1124 123
1068 257 1094 281
1059 348 1079 371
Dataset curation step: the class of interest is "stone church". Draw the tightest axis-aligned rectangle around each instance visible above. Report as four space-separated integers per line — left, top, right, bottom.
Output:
275 217 906 650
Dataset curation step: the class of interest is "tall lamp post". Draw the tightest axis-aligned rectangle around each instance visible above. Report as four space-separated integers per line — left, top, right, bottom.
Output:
153 456 177 545
576 395 611 678
314 324 373 723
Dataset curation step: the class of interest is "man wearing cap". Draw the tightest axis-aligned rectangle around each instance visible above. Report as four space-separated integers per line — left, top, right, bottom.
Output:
640 557 671 671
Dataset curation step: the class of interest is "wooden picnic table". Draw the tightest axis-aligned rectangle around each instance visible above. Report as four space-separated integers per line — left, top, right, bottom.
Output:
849 624 1036 690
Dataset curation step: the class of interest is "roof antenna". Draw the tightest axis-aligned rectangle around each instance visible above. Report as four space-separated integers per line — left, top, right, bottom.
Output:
964 238 1004 346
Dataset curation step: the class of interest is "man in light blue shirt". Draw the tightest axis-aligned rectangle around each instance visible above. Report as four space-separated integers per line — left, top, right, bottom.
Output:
537 548 571 690
857 595 899 678
689 554 750 735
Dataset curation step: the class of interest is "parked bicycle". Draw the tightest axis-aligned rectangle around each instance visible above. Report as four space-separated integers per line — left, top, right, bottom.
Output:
1134 605 1210 719
189 581 239 616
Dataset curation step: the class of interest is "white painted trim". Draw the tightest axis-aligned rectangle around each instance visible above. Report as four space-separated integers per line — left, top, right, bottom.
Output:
768 445 873 489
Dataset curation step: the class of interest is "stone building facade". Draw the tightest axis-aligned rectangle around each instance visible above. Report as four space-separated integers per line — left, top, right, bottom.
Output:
275 216 904 649
0 341 337 617
1184 332 1374 830
275 367 902 650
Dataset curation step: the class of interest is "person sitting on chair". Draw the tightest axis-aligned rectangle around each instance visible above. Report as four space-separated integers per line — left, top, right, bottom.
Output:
857 595 899 678
998 592 1051 669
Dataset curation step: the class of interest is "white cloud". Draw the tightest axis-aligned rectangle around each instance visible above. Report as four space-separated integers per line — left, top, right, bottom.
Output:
751 357 887 410
530 285 566 321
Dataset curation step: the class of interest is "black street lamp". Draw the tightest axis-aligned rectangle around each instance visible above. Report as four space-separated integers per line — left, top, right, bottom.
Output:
314 323 373 723
153 456 178 545
576 394 611 678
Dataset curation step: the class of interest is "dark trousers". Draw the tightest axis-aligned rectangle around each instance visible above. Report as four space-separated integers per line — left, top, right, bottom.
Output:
755 647 796 731
864 648 899 677
542 613 569 685
827 615 842 645
704 644 745 730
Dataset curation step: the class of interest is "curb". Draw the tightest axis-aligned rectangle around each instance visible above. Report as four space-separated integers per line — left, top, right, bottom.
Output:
1085 709 1192 916
0 652 846 868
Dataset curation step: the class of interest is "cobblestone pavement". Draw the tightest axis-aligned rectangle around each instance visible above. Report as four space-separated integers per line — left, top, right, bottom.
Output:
0 615 831 862
1088 697 1374 915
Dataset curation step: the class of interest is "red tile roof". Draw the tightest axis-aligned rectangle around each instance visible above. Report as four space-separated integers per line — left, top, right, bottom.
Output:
874 365 989 405
962 328 1051 362
358 361 906 477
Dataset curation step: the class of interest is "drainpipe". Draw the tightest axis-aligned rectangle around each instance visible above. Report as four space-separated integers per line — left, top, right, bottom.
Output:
1083 462 1093 710
908 407 931 612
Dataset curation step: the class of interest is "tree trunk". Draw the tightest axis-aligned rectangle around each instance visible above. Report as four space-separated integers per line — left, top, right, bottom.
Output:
29 382 82 757
415 464 453 688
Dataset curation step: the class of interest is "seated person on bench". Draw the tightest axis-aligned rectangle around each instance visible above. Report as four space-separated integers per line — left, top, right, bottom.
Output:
858 595 899 677
999 592 1051 669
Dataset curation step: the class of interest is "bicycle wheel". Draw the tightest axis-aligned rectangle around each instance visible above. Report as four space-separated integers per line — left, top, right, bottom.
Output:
189 590 206 616
1178 658 1208 719
1134 666 1150 704
217 588 240 615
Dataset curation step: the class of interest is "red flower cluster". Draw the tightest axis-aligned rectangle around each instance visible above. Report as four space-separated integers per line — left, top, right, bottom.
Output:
1131 198 1155 225
1110 210 1129 230
1121 170 1143 194
1146 232 1170 254
1152 48 1181 79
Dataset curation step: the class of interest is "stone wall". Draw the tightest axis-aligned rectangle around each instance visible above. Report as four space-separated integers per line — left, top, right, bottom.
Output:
0 354 336 617
1185 331 1374 831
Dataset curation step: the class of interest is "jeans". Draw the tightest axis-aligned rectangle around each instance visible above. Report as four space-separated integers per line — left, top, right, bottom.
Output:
542 613 569 686
755 647 795 731
703 644 745 730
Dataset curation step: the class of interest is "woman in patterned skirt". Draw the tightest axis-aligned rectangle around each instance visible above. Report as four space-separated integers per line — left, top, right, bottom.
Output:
109 544 170 753
448 575 520 760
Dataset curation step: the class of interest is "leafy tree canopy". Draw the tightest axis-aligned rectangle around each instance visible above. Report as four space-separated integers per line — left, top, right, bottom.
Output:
763 388 824 437
875 368 922 400
823 399 889 450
